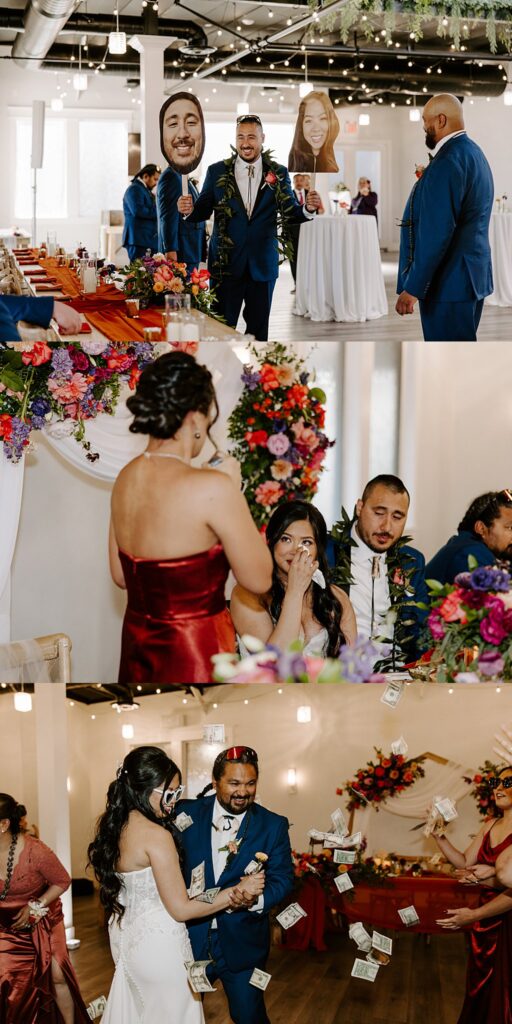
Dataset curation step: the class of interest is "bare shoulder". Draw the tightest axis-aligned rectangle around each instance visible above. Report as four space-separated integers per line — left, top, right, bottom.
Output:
331 584 349 608
129 811 172 846
192 466 234 497
231 583 269 611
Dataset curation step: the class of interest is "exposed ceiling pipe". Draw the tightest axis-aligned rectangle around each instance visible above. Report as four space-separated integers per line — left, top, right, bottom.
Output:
12 0 81 70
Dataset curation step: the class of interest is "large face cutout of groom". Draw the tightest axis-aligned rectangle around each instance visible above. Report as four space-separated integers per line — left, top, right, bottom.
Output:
159 92 205 175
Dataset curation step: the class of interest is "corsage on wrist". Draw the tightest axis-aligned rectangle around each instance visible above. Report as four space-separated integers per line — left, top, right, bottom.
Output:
28 900 49 923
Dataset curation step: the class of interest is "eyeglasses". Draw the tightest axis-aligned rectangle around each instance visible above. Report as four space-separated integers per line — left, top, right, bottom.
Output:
223 746 259 763
488 776 512 790
236 114 262 126
153 784 185 807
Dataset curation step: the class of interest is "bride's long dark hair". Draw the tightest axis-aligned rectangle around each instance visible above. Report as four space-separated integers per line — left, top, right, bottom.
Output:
88 746 183 920
265 500 345 657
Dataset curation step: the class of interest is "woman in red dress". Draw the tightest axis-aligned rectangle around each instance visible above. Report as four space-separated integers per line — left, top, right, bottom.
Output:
109 350 273 686
0 793 90 1024
434 767 512 1023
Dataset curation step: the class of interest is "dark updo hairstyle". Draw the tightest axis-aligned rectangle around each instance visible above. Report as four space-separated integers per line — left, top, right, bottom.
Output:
458 490 512 534
88 746 182 920
265 499 345 657
126 351 219 440
0 794 27 836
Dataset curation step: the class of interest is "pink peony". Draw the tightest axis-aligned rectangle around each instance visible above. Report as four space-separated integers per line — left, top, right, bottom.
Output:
428 610 446 640
267 433 290 457
48 373 89 405
271 459 293 481
254 480 283 507
291 417 320 452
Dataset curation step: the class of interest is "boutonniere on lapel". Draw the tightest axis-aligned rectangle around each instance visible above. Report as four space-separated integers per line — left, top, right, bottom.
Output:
262 169 278 190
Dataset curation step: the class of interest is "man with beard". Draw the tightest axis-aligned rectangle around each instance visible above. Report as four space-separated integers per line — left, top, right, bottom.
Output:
122 164 161 262
177 114 321 340
157 94 206 270
175 746 293 1024
426 490 512 585
328 474 428 668
396 94 494 341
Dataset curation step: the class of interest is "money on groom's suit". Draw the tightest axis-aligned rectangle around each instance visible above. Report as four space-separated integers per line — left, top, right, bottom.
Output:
175 812 193 832
195 887 221 904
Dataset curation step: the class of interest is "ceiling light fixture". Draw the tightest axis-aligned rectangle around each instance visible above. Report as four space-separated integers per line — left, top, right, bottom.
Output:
109 0 126 55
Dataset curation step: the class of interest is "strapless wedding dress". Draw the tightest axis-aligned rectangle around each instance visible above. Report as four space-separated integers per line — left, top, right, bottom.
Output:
238 627 329 659
101 867 204 1024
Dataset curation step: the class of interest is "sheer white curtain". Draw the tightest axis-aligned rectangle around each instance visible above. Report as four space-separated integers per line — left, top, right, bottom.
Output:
0 459 25 642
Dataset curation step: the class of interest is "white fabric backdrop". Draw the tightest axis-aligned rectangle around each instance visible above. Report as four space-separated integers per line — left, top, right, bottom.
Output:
487 212 512 307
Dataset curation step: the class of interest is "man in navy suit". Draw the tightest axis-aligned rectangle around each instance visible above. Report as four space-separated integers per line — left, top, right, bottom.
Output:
426 490 512 585
0 296 81 342
327 474 428 667
122 164 161 262
156 167 205 271
176 746 293 1024
396 94 494 341
177 114 321 339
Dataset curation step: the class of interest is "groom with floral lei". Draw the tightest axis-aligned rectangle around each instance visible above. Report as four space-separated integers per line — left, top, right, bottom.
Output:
177 113 321 340
328 474 428 670
175 746 293 1024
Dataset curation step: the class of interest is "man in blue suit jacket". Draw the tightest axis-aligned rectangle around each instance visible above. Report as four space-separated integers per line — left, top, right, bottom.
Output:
122 164 161 262
426 490 512 585
176 746 293 1024
156 167 205 271
0 296 81 342
327 475 428 668
396 94 494 341
178 114 321 339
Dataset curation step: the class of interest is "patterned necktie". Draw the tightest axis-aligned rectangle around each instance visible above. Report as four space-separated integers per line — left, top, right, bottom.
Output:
214 813 236 832
247 165 255 216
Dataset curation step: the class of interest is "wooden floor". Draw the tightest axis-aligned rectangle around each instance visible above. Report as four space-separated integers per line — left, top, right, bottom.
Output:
262 258 512 343
70 894 469 1023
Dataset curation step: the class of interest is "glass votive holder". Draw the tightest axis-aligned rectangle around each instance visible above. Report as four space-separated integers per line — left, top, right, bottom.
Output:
143 326 163 341
125 297 140 317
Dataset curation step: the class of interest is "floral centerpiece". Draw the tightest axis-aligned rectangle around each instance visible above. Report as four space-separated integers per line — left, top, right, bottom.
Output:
0 341 156 462
227 342 334 528
337 748 425 812
212 635 387 685
463 760 503 819
426 560 512 682
121 253 215 315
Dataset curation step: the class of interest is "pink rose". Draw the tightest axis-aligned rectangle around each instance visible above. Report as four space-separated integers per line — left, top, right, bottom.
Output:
271 459 293 481
267 433 290 457
291 417 320 452
254 480 283 507
264 170 277 186
480 617 507 645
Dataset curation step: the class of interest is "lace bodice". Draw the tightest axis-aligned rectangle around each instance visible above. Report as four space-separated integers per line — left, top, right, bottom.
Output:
238 626 329 660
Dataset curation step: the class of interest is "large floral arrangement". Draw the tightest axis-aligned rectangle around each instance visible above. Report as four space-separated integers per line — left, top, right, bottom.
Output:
212 635 387 685
0 341 155 462
426 561 512 682
121 253 215 315
463 760 503 819
227 342 334 528
337 748 425 812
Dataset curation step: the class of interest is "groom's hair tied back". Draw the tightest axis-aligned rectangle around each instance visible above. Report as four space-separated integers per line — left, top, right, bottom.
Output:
361 475 410 504
459 490 512 534
212 746 259 782
127 351 219 440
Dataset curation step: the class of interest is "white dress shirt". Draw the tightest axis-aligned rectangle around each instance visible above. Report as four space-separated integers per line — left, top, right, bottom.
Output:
210 798 263 924
234 155 315 219
431 129 466 158
349 524 393 664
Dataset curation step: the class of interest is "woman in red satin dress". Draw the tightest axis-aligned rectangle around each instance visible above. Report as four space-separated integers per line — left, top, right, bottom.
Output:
434 767 512 1024
109 350 273 686
0 793 90 1024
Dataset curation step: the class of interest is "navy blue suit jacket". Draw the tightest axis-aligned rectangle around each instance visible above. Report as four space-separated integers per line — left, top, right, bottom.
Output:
425 530 496 586
0 296 54 342
176 795 293 972
122 178 159 253
157 168 205 270
397 134 494 302
187 157 311 282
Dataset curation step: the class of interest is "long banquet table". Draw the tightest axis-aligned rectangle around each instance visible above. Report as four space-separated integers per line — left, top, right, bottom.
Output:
10 249 239 342
294 215 388 323
487 212 512 307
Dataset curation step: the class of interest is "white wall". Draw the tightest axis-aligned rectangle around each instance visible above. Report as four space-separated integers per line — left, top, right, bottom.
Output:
0 682 509 876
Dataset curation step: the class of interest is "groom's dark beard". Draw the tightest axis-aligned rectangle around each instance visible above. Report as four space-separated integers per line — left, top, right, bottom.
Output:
424 129 437 151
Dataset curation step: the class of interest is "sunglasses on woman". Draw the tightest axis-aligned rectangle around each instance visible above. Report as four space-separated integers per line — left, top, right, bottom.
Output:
488 776 512 790
153 784 185 807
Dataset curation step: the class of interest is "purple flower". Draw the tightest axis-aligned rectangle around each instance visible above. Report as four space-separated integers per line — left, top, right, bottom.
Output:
299 371 310 385
454 572 472 588
338 637 382 682
50 348 74 377
275 651 308 682
3 417 31 461
267 433 290 457
132 342 154 363
470 566 510 592
477 651 505 676
241 368 261 390
30 397 51 417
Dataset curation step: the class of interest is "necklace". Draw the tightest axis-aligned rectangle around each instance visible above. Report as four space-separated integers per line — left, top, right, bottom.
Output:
0 833 18 902
143 452 189 464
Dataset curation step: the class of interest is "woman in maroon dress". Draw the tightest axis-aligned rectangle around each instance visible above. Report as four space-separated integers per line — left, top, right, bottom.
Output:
0 793 90 1024
434 767 512 1024
109 350 272 686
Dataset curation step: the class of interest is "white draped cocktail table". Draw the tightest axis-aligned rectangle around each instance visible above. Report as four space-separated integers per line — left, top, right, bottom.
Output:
487 212 512 307
294 215 388 323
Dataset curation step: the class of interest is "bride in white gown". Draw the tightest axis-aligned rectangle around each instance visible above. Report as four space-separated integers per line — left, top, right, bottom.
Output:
88 746 265 1023
231 500 356 658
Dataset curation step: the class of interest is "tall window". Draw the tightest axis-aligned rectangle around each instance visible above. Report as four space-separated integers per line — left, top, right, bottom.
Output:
369 342 401 477
78 120 128 217
14 118 67 219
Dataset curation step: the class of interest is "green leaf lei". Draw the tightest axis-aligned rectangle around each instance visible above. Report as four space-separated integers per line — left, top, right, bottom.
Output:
329 509 419 671
212 147 297 281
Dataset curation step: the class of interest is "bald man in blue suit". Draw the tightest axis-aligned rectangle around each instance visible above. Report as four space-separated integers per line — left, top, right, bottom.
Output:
396 94 494 341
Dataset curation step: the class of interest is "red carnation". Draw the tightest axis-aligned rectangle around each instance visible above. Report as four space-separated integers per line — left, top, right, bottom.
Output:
21 342 52 366
0 414 13 441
